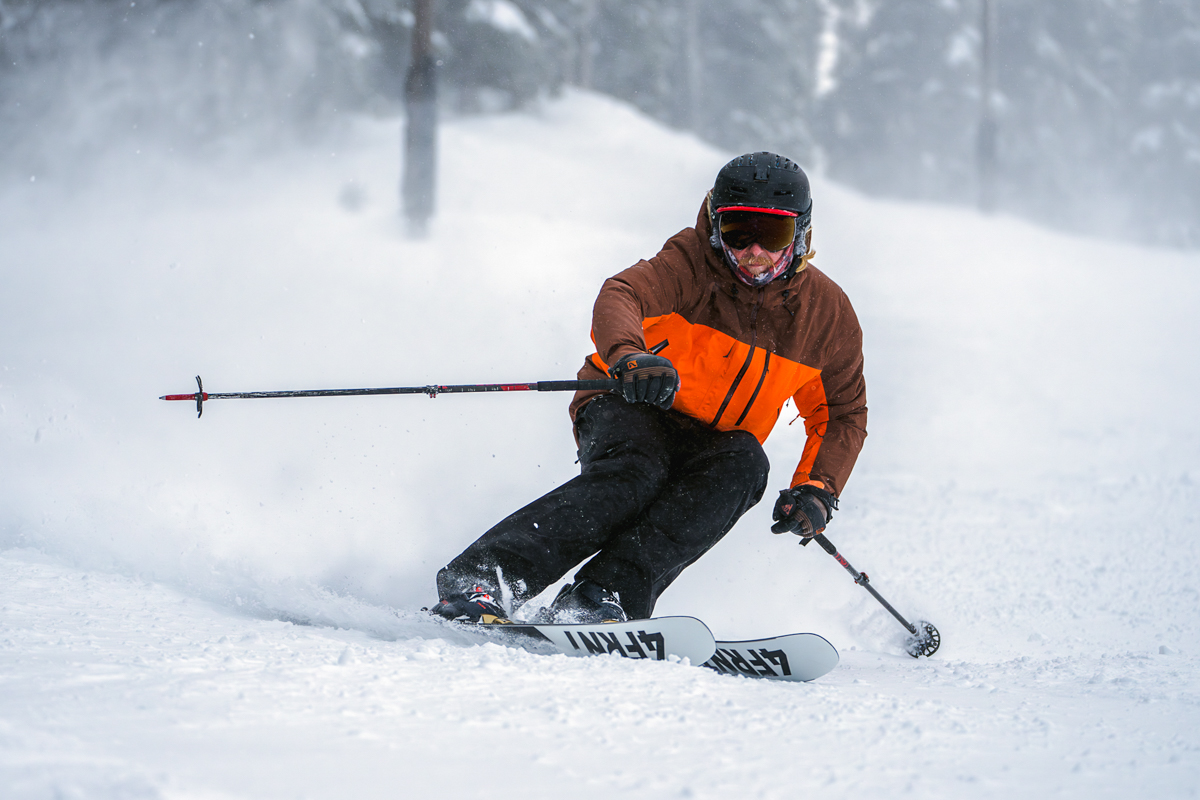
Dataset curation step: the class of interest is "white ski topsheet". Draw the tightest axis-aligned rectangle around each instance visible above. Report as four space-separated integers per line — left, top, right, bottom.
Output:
482 616 717 665
471 618 838 682
706 633 840 682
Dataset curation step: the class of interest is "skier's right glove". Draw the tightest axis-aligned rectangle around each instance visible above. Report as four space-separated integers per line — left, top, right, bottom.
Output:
609 352 680 409
771 485 838 538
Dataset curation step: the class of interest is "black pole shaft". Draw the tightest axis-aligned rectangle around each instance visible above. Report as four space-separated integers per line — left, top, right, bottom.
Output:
809 533 918 634
162 376 618 417
200 380 617 399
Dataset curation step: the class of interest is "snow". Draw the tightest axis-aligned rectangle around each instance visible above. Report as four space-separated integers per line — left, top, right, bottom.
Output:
2 89 1199 798
465 0 539 43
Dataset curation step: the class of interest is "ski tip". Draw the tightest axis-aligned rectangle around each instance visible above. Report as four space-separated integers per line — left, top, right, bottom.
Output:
706 631 839 682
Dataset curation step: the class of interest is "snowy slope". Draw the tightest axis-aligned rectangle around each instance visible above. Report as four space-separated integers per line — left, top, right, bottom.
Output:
2 90 1199 798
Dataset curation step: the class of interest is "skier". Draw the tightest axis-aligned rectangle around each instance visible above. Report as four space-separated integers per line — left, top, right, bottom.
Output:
431 152 867 624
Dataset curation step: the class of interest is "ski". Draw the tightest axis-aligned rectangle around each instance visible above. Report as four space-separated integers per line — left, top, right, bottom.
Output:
463 616 717 665
450 616 839 682
704 632 839 682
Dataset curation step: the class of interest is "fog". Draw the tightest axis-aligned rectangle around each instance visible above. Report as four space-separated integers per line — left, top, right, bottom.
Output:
3 0 1199 246
3 0 1198 636
2 0 1199 649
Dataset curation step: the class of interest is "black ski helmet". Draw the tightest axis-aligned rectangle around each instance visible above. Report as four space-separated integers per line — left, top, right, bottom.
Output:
709 152 813 284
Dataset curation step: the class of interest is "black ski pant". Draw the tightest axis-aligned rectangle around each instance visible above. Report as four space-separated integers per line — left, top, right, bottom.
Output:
437 394 770 619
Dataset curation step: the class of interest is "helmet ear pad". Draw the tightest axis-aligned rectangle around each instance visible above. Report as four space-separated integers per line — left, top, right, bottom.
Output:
779 217 813 281
707 190 721 251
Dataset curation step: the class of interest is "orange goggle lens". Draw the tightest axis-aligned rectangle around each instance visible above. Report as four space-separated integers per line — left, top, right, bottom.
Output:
719 210 797 252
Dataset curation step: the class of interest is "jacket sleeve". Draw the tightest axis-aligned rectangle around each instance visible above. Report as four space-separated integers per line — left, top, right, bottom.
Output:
590 234 694 369
789 297 868 497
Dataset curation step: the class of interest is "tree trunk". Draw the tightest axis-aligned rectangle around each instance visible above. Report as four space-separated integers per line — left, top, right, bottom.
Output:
403 0 437 236
977 0 997 213
578 0 596 90
684 0 702 132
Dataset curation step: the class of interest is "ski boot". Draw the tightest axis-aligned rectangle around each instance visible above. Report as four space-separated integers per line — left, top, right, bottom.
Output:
544 580 628 624
430 585 509 624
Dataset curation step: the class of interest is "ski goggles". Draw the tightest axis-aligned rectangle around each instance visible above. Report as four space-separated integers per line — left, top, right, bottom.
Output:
718 207 798 252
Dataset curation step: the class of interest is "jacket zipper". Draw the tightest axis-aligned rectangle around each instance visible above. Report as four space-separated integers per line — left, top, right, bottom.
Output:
711 345 755 428
734 351 771 427
711 287 766 428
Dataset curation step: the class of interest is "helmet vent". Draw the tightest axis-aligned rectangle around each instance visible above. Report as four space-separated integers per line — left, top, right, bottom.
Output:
712 151 810 225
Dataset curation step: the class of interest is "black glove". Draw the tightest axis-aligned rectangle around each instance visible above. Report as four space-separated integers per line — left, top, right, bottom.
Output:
609 352 679 409
771 485 838 537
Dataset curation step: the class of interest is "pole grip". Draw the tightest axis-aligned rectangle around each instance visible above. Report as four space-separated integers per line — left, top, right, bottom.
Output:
536 379 618 392
812 532 838 555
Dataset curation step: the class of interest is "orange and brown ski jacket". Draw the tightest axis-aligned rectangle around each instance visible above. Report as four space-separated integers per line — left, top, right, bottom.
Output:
570 198 867 497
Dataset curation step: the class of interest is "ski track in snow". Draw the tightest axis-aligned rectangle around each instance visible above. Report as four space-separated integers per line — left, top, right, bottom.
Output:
2 90 1199 798
3 553 1197 799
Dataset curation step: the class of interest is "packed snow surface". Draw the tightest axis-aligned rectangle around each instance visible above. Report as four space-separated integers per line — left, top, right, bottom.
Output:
2 91 1198 798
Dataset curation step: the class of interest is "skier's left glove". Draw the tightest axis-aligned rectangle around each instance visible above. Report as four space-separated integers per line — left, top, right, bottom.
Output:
609 352 680 409
771 484 838 538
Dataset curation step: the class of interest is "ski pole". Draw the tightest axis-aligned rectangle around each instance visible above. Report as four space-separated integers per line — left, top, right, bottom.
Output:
161 375 618 417
802 532 940 657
